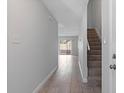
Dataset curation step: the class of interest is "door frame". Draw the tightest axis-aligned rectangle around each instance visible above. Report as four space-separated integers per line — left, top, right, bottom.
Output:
102 0 116 93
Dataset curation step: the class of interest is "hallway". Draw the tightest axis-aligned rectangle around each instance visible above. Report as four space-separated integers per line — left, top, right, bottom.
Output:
38 55 101 93
7 0 116 93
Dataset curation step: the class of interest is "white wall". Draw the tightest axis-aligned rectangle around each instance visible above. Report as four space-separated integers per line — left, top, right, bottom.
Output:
8 0 58 93
72 38 78 56
87 0 102 38
58 25 80 37
59 36 78 56
78 4 88 83
87 0 94 28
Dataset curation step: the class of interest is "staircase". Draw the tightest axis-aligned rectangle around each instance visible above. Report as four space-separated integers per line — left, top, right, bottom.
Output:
87 29 101 88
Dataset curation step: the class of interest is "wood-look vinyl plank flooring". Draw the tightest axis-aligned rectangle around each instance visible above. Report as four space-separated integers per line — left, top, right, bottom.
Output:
38 55 101 93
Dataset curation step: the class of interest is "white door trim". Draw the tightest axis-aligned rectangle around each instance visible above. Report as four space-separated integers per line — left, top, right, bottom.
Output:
102 0 116 93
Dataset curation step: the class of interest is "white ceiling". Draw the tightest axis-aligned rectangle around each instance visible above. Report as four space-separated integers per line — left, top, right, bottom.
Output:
41 0 88 36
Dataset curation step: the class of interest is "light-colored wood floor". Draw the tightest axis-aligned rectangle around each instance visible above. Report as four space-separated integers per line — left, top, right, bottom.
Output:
38 55 101 93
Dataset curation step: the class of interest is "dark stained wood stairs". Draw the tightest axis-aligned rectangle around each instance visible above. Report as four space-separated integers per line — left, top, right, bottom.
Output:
87 29 101 89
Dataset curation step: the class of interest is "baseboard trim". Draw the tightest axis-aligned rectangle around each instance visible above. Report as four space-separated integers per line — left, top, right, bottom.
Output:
78 61 88 83
33 66 58 93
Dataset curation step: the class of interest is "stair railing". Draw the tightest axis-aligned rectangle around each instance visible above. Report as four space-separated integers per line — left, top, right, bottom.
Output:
87 39 90 51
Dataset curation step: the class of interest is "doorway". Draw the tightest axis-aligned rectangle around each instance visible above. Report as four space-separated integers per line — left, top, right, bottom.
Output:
87 0 102 92
59 40 72 55
87 0 116 93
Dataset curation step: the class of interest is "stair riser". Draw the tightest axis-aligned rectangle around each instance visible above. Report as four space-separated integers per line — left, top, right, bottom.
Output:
88 34 98 37
88 39 100 41
90 46 101 50
88 32 97 34
89 70 101 76
88 59 101 61
88 61 101 63
89 41 101 43
89 50 101 54
89 53 101 55
88 36 99 38
90 49 101 51
88 34 98 36
88 34 97 36
88 56 101 61
89 73 101 77
88 39 100 42
88 56 101 59
88 63 101 68
89 43 101 46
